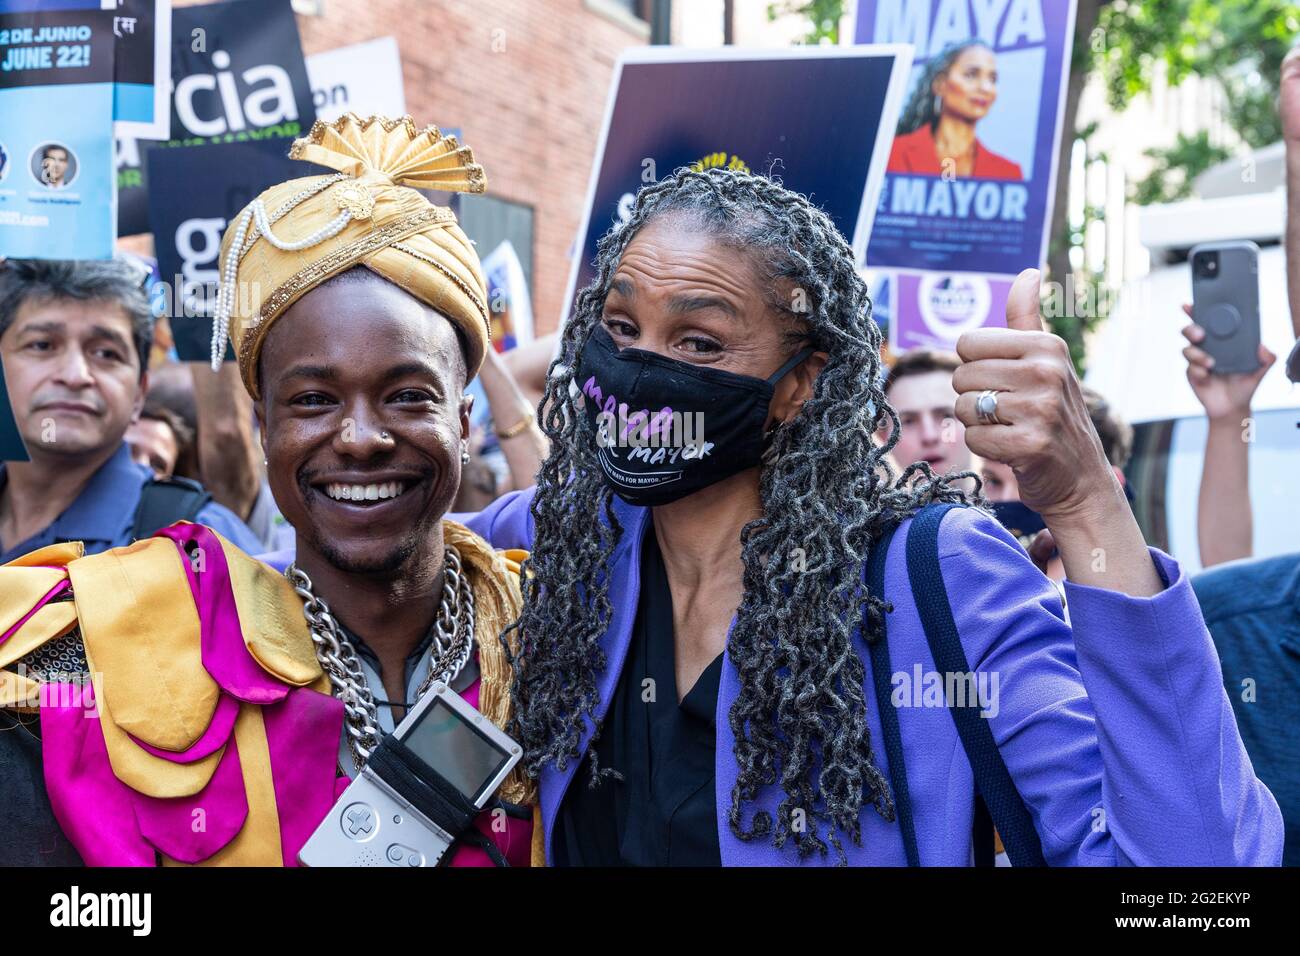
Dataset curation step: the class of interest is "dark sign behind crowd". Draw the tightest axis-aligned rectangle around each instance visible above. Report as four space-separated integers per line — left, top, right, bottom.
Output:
147 137 321 362
562 46 912 323
0 357 27 462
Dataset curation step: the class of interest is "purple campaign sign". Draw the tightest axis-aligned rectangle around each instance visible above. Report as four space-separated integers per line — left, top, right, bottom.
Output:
855 0 1076 277
891 270 1012 353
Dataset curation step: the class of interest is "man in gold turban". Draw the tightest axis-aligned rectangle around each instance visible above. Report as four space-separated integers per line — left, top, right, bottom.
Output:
0 114 542 867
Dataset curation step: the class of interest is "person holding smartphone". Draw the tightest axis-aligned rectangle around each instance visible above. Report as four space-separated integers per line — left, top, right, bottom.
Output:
1184 46 1300 867
1183 303 1294 865
1179 302 1277 569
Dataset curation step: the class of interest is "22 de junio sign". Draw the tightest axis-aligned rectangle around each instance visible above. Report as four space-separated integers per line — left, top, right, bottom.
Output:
0 25 92 71
0 12 114 89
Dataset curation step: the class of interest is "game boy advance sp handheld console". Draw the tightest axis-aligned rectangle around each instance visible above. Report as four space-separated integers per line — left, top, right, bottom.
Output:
298 681 522 867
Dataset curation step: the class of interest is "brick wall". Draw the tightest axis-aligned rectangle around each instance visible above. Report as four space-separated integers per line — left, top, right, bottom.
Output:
176 0 649 332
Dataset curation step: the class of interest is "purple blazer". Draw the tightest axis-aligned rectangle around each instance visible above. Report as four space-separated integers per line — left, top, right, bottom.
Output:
450 487 1283 866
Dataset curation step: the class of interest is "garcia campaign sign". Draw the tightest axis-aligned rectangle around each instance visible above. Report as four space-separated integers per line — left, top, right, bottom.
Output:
562 45 912 322
0 0 116 259
855 0 1075 276
117 0 314 236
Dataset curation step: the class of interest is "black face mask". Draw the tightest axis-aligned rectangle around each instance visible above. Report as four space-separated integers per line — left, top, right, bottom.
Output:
575 325 814 507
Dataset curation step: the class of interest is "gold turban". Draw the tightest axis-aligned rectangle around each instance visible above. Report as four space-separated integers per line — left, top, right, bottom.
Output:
213 113 491 398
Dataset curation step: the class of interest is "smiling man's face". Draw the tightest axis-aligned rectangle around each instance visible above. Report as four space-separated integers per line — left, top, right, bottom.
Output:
0 297 144 460
256 269 470 576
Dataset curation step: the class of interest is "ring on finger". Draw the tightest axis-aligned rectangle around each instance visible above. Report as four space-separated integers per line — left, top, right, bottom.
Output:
975 389 1003 426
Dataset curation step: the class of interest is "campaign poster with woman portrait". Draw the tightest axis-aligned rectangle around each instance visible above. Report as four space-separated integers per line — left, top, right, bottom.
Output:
855 0 1076 277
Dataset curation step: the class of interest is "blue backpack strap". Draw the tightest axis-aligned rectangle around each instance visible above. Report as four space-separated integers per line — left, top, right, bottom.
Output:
905 503 1047 867
864 521 920 867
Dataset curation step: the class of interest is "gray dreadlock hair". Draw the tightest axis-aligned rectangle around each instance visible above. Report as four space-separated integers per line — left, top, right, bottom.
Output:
502 166 976 860
896 39 990 137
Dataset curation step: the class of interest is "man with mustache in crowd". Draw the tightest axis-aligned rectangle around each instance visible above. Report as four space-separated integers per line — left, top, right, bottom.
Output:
0 258 259 563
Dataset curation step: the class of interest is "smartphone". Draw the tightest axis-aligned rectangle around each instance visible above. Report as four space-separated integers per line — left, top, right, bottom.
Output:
1189 241 1261 375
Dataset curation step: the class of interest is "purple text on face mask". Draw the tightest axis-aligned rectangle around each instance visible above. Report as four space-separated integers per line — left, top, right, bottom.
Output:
582 376 675 444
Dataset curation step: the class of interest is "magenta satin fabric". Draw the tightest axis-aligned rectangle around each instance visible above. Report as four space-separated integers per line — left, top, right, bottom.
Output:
155 523 289 704
132 734 248 862
263 687 345 867
37 522 531 867
39 681 155 866
37 524 346 866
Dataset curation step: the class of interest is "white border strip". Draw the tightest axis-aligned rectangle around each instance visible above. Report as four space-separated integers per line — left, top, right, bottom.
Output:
114 0 174 141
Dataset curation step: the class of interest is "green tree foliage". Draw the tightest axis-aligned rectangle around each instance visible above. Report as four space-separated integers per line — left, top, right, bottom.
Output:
767 0 845 44
1093 1 1299 206
1129 130 1233 204
1096 0 1300 150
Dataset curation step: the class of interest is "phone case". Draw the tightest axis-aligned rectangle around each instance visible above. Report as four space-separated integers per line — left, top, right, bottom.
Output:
1190 241 1261 375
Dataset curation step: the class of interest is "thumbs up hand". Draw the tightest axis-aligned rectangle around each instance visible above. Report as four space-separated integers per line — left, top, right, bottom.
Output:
952 269 1114 525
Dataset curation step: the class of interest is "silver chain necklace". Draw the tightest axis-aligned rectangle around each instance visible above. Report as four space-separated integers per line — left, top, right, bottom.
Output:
285 546 476 770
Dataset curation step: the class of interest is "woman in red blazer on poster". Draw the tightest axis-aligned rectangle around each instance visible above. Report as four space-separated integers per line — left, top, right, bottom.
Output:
888 40 1023 181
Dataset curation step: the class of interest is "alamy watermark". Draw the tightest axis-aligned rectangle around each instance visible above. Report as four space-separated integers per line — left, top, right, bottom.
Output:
891 664 1000 719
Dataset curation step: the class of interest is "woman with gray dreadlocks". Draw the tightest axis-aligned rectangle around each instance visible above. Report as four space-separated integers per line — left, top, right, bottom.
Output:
457 166 1280 866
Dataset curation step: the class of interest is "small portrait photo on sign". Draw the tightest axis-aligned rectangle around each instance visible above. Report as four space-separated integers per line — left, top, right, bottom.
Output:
30 142 79 190
887 39 1034 182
